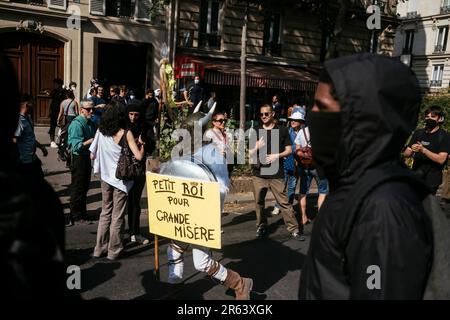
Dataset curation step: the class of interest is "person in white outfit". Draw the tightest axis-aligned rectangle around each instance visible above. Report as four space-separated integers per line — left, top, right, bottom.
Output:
161 103 253 300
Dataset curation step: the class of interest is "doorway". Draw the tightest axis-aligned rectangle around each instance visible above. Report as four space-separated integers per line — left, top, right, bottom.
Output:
0 32 64 125
97 40 151 98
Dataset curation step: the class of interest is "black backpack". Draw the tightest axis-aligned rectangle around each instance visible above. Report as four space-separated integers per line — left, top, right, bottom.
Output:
340 165 450 299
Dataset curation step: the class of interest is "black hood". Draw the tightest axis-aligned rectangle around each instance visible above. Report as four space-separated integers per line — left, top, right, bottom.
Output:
324 53 421 188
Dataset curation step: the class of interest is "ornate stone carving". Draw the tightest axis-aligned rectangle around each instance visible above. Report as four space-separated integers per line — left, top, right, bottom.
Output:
16 20 44 34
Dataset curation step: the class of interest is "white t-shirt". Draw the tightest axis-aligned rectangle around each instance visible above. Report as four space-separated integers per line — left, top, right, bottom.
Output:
89 130 134 193
294 126 311 148
204 128 233 160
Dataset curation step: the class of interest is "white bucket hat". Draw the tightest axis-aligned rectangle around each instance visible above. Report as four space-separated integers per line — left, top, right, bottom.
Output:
289 108 306 121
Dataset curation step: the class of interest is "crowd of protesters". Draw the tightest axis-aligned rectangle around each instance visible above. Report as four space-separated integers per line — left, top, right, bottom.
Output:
4 51 450 299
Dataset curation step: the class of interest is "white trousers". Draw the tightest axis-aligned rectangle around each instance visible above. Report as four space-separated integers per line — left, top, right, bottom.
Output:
167 244 227 284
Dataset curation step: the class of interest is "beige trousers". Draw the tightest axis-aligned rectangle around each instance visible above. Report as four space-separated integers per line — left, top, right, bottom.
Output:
252 176 299 234
94 181 128 260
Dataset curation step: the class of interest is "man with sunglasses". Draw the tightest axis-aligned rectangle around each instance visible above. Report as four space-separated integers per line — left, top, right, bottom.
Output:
249 105 304 240
67 100 97 225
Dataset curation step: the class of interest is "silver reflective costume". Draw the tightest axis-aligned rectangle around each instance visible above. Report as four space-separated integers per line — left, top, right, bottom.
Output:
159 103 253 299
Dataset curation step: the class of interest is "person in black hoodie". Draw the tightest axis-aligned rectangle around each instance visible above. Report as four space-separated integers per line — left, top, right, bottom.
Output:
1 51 74 298
299 54 433 299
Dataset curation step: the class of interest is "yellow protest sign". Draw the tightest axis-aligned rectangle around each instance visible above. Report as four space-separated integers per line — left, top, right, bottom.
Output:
146 172 222 249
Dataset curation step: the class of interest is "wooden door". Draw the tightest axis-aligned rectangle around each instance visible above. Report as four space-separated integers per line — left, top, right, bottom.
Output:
0 32 64 125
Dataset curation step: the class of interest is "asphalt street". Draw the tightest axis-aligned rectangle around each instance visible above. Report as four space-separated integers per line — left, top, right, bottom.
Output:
36 127 314 300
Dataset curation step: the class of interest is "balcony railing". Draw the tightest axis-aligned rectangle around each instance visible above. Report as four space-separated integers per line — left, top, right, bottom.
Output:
106 0 135 18
178 30 194 48
430 80 443 87
406 11 418 19
434 44 446 53
263 42 282 56
198 32 221 50
10 0 45 5
441 6 450 14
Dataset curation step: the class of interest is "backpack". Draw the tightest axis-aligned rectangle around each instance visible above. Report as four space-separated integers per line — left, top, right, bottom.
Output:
296 127 314 168
340 166 450 299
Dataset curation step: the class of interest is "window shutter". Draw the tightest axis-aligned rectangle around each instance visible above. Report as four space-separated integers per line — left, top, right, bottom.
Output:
90 0 106 16
263 14 271 43
48 0 67 10
199 0 208 33
442 27 448 51
273 13 281 44
210 0 219 33
135 0 152 22
409 31 415 52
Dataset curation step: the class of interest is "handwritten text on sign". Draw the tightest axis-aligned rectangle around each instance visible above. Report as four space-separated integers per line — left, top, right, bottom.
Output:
146 172 221 249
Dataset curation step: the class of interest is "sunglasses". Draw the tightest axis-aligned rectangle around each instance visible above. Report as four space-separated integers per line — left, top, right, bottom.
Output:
213 119 227 124
260 112 272 117
83 107 94 112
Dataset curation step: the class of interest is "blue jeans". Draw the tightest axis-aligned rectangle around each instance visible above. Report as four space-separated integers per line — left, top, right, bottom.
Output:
275 169 297 208
299 168 329 195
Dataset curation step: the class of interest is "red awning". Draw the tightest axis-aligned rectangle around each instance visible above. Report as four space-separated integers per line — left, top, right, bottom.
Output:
175 55 318 92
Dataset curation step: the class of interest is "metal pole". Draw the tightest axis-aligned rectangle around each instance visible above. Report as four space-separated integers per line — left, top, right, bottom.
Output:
239 0 247 132
153 76 165 282
154 235 160 280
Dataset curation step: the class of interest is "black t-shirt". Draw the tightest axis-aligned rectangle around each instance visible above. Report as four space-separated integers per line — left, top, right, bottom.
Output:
272 102 283 119
50 88 66 112
250 124 291 179
144 97 159 124
409 128 450 191
188 83 203 106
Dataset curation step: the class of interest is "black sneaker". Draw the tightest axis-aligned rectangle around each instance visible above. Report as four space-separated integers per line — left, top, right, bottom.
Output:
256 226 266 238
291 232 306 241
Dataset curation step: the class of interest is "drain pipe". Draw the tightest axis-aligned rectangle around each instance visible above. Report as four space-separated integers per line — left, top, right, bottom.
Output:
172 0 179 64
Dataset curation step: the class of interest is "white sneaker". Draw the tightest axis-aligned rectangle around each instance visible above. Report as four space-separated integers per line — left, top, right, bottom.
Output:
271 207 280 216
50 141 58 148
131 234 150 245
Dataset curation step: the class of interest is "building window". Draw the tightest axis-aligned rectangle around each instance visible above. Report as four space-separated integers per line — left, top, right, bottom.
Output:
406 0 417 18
106 0 135 18
442 0 450 14
369 30 379 53
431 64 444 87
435 26 449 53
263 12 282 56
403 30 414 54
10 0 45 5
199 0 221 49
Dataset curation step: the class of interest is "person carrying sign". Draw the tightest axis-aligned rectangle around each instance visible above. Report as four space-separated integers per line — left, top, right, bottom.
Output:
160 103 253 300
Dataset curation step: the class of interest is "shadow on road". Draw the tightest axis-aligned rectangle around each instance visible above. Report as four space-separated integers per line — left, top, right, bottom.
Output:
81 261 121 293
44 169 70 177
66 247 94 266
135 236 306 300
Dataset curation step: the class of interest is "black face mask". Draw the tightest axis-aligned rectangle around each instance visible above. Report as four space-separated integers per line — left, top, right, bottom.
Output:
425 119 438 131
307 112 342 181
